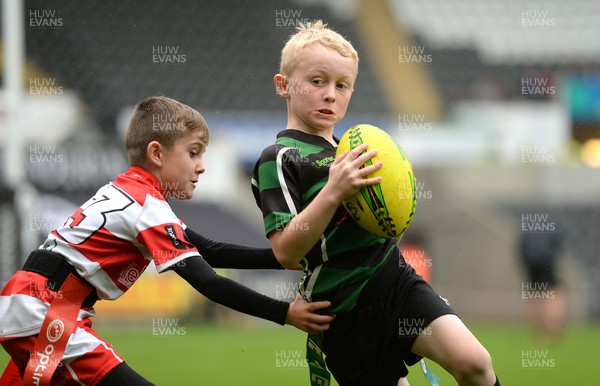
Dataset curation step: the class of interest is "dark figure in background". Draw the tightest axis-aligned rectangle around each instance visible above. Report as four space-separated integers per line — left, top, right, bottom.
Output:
519 230 566 345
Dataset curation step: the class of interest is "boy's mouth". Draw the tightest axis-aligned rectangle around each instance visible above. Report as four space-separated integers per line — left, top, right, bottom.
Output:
317 108 334 116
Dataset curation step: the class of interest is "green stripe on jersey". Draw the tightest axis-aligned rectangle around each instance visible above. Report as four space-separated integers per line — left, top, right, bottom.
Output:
256 160 283 192
302 177 327 208
252 130 393 313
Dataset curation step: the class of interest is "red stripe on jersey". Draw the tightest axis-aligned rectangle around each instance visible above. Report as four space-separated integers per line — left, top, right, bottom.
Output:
67 227 149 292
114 166 166 205
137 223 195 267
0 271 56 303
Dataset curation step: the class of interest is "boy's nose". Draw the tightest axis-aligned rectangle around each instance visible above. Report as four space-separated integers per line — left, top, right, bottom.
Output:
323 85 336 102
196 161 205 174
323 93 336 103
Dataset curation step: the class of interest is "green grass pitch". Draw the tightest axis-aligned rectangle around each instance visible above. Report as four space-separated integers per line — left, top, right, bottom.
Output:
1 322 597 385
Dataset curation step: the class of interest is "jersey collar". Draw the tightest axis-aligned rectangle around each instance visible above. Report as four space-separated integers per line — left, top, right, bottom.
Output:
278 129 339 149
124 166 166 198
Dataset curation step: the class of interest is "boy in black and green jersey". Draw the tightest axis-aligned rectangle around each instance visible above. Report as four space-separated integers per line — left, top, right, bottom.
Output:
252 20 501 386
254 129 395 313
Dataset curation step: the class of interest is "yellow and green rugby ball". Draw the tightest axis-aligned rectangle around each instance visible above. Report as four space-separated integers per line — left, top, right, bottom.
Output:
336 124 417 239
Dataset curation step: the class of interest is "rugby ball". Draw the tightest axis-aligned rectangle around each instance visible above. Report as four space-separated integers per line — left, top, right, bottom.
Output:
336 124 416 239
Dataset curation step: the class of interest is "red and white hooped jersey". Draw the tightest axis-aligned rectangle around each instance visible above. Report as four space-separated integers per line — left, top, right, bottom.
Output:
0 166 198 339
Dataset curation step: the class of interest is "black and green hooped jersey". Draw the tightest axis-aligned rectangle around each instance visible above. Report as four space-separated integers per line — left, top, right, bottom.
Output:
252 129 395 313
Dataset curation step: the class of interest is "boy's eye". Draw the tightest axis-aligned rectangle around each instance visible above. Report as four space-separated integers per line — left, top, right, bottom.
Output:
336 83 349 90
189 151 197 158
312 79 325 86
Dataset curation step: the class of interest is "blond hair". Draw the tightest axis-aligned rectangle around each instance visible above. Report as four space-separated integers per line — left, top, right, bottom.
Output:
125 96 209 167
280 20 359 77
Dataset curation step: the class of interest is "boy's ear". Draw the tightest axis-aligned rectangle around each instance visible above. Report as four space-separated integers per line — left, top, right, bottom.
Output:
274 74 289 99
146 141 163 168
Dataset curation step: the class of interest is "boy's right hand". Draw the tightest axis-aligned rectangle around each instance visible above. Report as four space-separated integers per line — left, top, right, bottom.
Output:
325 143 382 203
285 294 335 334
267 144 383 269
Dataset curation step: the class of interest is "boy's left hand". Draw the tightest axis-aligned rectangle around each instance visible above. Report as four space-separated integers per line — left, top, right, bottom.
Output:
286 294 335 334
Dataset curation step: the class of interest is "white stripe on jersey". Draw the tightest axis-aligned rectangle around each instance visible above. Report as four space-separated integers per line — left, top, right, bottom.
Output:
0 294 46 337
303 264 323 302
319 234 329 262
302 238 327 299
43 233 124 300
63 363 86 386
135 193 182 233
0 294 94 338
62 326 123 364
155 251 198 273
276 147 298 216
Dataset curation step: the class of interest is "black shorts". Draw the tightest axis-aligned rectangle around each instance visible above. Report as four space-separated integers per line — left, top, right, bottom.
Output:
322 248 456 386
525 262 559 288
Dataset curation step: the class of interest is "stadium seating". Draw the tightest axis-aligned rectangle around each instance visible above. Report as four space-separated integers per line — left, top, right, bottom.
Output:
391 0 600 64
23 0 389 132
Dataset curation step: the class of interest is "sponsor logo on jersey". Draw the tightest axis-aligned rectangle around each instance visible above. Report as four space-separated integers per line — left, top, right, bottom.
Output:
164 225 187 250
117 262 140 289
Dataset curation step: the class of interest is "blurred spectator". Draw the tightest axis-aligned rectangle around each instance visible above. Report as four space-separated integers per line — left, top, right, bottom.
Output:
519 228 566 345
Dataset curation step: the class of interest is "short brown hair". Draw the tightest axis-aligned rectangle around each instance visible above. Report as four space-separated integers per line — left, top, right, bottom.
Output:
125 96 209 166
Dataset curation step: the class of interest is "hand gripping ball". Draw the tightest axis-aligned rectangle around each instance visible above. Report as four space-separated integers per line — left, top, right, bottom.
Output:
336 124 417 239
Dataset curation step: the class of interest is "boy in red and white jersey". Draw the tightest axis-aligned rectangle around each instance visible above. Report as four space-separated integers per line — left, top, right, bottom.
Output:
0 96 333 385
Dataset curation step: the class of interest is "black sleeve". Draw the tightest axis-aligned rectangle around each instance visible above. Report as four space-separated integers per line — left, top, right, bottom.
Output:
185 228 283 269
172 255 289 325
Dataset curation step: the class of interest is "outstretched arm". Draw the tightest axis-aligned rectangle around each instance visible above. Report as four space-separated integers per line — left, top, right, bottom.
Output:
185 228 285 269
172 255 333 333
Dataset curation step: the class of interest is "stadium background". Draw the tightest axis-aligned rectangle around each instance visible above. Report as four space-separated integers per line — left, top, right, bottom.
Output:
1 0 599 384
